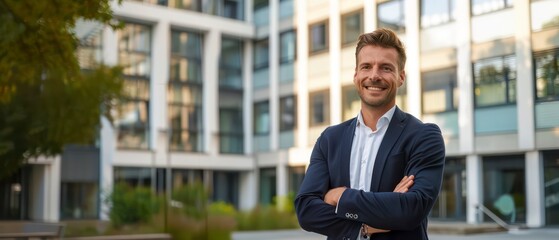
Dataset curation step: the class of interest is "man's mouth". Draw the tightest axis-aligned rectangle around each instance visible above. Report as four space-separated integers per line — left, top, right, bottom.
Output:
365 86 385 91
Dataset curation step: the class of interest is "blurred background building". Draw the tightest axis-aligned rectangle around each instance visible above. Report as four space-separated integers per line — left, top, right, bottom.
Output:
1 0 559 229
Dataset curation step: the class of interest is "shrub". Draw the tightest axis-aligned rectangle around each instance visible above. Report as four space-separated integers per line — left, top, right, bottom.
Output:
107 183 159 228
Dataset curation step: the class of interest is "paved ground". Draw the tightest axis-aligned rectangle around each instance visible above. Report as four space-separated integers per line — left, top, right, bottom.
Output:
232 228 559 240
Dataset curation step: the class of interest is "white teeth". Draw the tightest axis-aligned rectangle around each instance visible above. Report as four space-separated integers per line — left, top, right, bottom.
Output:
365 86 383 90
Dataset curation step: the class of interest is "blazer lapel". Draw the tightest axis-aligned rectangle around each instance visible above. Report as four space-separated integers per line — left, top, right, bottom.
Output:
340 118 357 187
370 107 407 192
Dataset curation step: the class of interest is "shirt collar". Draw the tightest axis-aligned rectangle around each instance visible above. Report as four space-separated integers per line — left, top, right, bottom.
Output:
356 105 397 130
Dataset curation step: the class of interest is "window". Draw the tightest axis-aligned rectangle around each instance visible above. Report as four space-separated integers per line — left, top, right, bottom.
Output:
534 49 559 102
342 85 360 121
77 30 103 69
543 150 559 225
168 0 202 11
309 90 330 126
114 167 152 188
116 23 152 149
473 55 517 107
219 38 243 89
421 0 456 28
222 0 244 20
482 155 526 224
254 38 269 70
378 0 406 33
472 0 513 16
341 11 363 45
280 30 296 64
422 67 458 113
168 30 203 152
259 168 276 205
280 95 296 131
309 21 328 54
254 101 270 135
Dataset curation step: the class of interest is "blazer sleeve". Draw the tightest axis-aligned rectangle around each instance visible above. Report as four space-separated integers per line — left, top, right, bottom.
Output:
336 123 445 231
295 132 361 239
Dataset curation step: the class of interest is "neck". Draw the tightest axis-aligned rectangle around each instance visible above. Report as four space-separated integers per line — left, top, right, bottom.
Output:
360 104 394 131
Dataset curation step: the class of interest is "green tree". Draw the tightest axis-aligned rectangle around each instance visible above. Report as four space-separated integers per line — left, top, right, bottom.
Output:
0 0 124 179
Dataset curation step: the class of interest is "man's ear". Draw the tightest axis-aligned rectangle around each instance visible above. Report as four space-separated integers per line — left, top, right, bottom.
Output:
399 70 406 87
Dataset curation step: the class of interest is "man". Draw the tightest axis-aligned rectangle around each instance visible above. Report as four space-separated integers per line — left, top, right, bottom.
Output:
295 28 445 240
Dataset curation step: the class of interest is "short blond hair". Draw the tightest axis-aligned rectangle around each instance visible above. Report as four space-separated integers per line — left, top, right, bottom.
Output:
355 28 406 71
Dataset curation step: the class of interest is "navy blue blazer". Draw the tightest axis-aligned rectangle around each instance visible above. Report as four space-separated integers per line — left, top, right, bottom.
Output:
295 107 445 240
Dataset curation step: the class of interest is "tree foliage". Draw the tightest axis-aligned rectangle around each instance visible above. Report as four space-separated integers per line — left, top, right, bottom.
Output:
0 0 124 179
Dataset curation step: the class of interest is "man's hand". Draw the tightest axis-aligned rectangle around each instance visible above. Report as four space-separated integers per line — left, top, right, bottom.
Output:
394 175 414 193
324 187 347 206
362 175 415 236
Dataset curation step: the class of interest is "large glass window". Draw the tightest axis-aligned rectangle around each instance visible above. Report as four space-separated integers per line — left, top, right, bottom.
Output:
213 171 239 208
544 150 559 225
396 81 408 111
309 90 330 126
280 30 296 64
288 166 305 195
431 158 466 220
483 155 526 224
220 38 243 89
534 49 559 102
472 0 513 16
254 101 270 135
280 95 296 131
169 30 203 152
259 167 276 205
254 38 269 70
117 23 152 149
219 104 243 154
421 0 456 28
114 167 152 188
77 30 103 69
378 0 406 33
422 67 458 114
342 85 360 121
341 10 363 45
473 55 517 107
309 21 328 54
219 37 244 154
60 183 98 219
168 0 202 11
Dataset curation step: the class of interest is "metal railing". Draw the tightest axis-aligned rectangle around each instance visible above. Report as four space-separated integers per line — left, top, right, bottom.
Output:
475 204 523 232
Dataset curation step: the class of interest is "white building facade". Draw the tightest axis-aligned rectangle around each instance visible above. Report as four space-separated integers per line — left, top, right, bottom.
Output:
1 0 559 228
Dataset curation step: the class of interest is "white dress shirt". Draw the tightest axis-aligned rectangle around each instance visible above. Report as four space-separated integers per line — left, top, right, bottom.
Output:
348 106 395 239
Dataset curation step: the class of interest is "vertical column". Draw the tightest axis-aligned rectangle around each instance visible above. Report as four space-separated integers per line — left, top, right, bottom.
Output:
245 0 253 23
404 0 421 118
329 0 341 125
466 155 483 224
515 0 535 150
99 26 118 220
270 0 280 150
244 40 254 154
526 151 545 227
48 157 61 221
296 0 309 148
456 0 474 154
152 20 170 165
239 171 258 211
276 155 288 210
363 0 377 33
204 30 221 155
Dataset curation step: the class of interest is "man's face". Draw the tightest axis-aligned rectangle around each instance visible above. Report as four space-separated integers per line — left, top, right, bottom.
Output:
353 45 405 110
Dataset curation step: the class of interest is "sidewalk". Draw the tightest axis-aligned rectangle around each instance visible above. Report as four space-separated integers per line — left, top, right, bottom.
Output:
232 228 559 240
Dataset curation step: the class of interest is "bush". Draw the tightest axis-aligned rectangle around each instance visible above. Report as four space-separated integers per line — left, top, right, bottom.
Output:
107 183 159 228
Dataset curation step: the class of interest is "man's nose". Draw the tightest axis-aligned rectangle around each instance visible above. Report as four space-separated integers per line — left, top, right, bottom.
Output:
368 67 381 81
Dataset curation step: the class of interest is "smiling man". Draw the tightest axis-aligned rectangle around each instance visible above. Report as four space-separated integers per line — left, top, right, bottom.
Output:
295 28 446 240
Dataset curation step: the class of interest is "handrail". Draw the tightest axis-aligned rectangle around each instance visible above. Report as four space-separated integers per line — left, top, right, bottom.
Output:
475 204 521 231
545 177 559 188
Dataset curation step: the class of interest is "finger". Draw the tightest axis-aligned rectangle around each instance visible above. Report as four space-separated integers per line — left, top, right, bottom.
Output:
395 175 410 189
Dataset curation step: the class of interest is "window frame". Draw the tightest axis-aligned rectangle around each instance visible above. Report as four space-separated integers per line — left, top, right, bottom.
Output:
472 54 517 108
309 20 329 55
341 10 363 46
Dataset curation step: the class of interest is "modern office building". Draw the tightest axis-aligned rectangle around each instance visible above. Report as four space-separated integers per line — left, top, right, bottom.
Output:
1 0 559 229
